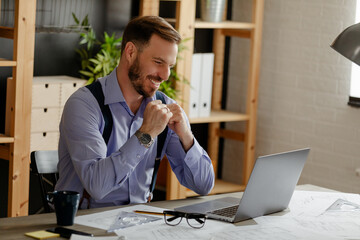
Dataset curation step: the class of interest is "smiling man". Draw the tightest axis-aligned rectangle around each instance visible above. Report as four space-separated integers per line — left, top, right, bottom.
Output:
55 16 215 208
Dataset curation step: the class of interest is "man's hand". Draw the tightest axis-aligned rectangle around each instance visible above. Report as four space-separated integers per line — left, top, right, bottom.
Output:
167 103 194 151
139 100 172 138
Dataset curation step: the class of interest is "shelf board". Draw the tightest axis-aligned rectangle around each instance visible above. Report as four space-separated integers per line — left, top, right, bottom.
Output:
189 110 249 124
186 179 245 197
0 58 16 67
194 20 255 30
0 134 15 143
0 26 14 39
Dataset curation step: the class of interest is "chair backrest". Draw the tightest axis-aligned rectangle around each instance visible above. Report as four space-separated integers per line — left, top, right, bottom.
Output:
30 150 59 213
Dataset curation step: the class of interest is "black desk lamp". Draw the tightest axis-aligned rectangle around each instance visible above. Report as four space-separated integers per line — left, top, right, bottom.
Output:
331 23 360 66
331 22 360 107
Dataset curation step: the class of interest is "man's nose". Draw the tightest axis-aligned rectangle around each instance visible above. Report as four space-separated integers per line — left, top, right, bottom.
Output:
159 66 171 81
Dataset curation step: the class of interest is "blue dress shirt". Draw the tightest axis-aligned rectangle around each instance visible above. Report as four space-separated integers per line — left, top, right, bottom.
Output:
55 68 215 208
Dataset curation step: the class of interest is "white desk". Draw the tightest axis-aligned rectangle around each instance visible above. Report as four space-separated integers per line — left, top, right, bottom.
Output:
1 185 359 240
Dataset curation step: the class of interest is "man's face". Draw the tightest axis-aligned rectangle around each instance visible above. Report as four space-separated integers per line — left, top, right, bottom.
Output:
128 34 178 98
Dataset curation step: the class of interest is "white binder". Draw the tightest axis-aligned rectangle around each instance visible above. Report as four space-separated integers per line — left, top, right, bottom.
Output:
199 53 214 117
188 54 202 118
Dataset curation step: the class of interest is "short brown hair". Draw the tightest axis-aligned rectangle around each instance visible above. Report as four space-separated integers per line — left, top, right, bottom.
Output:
121 16 181 54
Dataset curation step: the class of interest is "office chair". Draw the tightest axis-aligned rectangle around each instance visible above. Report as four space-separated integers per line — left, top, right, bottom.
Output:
30 150 59 213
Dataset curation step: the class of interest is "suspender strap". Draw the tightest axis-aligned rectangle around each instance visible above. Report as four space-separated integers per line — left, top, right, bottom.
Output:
85 81 113 144
148 92 168 202
80 81 113 208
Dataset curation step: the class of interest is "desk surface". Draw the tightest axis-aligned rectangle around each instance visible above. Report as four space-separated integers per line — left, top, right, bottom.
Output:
0 184 335 239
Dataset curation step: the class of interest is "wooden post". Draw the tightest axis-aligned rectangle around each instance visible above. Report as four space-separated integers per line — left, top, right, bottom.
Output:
139 0 160 16
166 165 180 200
207 29 226 178
7 0 36 217
243 0 264 184
173 0 196 198
174 0 195 114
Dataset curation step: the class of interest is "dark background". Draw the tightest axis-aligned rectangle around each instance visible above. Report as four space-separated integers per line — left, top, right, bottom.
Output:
0 0 231 217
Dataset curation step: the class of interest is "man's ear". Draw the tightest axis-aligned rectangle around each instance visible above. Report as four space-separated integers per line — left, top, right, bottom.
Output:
124 42 137 64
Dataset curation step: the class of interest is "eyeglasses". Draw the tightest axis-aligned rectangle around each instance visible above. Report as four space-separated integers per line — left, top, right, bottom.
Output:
163 210 207 229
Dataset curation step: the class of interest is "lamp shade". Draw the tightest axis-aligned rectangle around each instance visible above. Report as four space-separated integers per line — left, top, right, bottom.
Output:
331 23 360 66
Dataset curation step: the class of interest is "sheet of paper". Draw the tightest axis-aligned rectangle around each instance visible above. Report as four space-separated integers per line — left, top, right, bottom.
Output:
257 216 360 239
254 190 360 239
211 223 342 240
293 217 360 239
285 190 360 217
75 204 167 230
116 220 340 240
115 218 229 240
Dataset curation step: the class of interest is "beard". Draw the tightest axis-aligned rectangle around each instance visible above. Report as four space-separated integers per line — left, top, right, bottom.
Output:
128 56 162 98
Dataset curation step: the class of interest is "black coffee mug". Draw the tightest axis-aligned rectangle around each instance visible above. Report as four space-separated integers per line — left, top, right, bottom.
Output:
49 191 80 226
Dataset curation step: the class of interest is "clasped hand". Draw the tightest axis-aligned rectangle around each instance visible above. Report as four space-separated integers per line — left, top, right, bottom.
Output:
139 100 194 151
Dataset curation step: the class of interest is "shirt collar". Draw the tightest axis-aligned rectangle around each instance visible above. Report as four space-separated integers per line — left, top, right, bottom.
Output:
104 68 125 105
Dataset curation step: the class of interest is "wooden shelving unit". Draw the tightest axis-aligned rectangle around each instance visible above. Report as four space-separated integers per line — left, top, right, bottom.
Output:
0 0 37 217
140 0 263 200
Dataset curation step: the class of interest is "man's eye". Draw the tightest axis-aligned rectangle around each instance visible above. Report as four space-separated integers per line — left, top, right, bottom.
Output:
155 61 162 65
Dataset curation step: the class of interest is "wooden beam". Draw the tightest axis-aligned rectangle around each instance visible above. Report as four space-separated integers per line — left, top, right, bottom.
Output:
190 110 249 124
186 179 245 197
211 29 225 110
243 0 264 185
166 162 180 200
139 0 160 16
7 0 36 217
194 21 255 30
207 29 226 178
5 78 14 139
173 0 195 199
174 0 195 114
221 29 251 38
218 129 245 142
0 134 15 144
0 59 17 67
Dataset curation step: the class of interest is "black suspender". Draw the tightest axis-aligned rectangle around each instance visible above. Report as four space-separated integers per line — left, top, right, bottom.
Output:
86 81 167 202
86 81 113 145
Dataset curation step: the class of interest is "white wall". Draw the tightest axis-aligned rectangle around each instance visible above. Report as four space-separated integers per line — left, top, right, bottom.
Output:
223 0 360 193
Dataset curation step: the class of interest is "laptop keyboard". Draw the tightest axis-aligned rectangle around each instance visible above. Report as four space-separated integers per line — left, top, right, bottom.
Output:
208 205 238 218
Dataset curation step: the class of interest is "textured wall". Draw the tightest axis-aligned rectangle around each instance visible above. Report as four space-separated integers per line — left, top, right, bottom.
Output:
223 0 360 193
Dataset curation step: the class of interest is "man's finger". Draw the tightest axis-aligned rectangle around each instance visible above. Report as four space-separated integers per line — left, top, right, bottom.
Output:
151 100 162 105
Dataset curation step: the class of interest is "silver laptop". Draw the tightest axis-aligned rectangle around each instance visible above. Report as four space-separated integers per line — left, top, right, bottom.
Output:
175 148 310 223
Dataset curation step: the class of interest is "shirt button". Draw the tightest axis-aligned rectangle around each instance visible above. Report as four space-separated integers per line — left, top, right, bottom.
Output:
136 154 141 159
